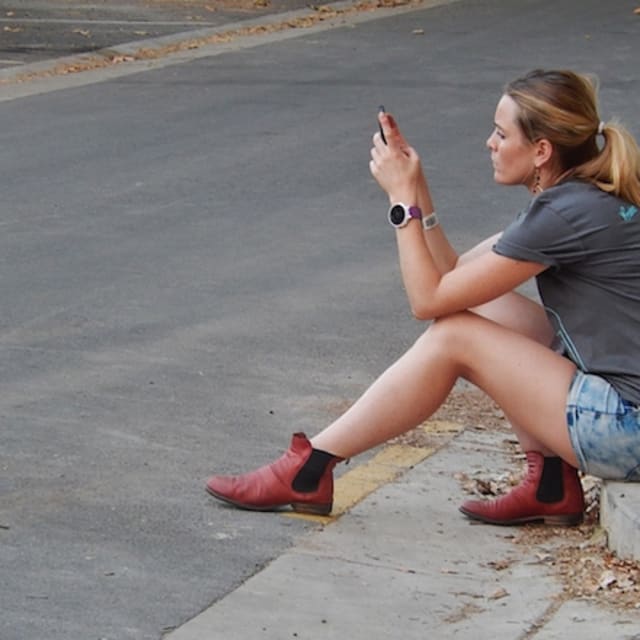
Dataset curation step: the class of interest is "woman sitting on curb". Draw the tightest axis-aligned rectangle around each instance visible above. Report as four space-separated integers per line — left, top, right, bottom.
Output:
206 69 640 526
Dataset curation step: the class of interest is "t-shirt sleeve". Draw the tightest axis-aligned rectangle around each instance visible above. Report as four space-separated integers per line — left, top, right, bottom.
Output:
493 194 586 267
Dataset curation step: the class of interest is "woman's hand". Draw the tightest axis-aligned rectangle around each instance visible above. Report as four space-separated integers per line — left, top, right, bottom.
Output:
369 111 423 205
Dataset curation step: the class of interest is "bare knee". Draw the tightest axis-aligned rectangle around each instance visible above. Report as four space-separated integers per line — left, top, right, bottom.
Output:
421 312 475 340
415 312 473 355
415 312 489 377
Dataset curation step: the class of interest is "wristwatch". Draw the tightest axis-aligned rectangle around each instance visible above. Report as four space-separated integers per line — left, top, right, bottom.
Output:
388 203 422 229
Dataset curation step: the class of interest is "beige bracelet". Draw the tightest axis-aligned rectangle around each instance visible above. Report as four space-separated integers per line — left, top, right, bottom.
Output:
422 211 439 230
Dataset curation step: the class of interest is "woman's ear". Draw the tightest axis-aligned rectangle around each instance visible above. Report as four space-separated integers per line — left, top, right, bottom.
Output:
534 138 554 168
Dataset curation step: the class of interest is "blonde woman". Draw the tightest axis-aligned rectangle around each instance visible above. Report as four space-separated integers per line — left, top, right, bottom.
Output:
206 69 640 526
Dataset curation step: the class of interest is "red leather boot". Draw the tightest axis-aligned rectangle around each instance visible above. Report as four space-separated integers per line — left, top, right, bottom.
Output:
205 433 342 515
459 452 585 526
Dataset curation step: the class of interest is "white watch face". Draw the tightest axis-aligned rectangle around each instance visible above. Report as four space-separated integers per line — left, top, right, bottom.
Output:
389 204 407 227
389 204 421 228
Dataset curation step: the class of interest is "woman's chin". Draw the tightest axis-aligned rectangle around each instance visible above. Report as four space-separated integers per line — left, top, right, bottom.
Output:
493 172 520 187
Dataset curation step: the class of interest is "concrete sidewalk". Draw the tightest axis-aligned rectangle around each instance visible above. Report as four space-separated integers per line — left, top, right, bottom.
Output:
168 426 640 639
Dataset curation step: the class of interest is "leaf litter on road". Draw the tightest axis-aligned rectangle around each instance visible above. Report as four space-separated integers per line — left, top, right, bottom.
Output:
0 0 425 85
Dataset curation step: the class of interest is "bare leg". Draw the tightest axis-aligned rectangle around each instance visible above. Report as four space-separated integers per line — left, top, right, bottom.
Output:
472 291 554 347
473 292 558 455
205 297 579 519
311 311 577 466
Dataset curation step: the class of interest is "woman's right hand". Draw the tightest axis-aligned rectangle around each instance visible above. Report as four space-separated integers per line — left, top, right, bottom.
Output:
370 111 423 205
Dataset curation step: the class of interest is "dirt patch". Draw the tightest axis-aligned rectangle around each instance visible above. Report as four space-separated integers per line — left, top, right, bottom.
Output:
390 385 510 450
511 523 640 612
418 387 640 613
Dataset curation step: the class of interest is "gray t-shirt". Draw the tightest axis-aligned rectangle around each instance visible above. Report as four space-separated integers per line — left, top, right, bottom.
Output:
494 180 640 404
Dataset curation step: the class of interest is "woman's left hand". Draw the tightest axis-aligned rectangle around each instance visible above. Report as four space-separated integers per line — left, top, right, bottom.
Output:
369 112 422 205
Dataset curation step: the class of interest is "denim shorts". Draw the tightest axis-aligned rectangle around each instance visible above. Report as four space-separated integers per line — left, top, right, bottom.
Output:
566 370 640 481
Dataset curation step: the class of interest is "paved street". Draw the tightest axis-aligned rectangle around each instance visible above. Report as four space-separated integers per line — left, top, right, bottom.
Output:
0 0 639 638
0 0 311 68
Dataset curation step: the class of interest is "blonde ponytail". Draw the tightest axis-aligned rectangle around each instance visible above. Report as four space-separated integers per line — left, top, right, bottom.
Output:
574 122 640 206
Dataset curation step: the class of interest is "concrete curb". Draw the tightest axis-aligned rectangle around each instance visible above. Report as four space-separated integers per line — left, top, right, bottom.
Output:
601 481 640 562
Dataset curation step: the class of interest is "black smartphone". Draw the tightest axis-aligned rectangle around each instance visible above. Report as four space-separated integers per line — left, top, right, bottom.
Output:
378 105 387 145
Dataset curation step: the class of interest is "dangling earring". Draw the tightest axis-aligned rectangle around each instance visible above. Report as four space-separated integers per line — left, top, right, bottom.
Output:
532 166 542 194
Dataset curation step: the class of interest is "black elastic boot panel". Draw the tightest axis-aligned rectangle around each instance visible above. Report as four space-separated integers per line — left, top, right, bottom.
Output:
292 449 337 493
536 456 564 503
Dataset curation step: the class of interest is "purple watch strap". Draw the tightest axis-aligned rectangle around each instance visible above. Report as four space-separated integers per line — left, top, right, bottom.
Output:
408 206 422 220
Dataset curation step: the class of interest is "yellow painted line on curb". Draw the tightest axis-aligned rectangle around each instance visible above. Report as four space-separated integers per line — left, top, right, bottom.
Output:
283 420 463 524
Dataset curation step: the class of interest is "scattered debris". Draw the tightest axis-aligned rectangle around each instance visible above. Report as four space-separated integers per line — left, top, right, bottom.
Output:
488 587 509 600
428 388 640 613
442 602 485 624
487 557 515 571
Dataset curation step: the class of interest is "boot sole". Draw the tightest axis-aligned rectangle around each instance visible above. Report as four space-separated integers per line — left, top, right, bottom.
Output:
291 502 332 516
459 506 583 527
206 486 332 515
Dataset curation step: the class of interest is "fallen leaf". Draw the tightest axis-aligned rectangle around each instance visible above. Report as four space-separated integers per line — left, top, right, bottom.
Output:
617 576 635 589
598 570 617 590
488 587 509 600
488 558 514 571
108 55 135 63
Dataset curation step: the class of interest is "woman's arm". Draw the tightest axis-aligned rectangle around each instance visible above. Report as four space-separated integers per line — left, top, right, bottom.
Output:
379 113 460 275
393 223 545 320
458 232 502 265
370 112 544 320
375 112 499 275
414 172 459 274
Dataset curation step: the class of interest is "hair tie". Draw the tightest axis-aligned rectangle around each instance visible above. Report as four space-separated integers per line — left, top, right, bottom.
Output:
597 121 606 135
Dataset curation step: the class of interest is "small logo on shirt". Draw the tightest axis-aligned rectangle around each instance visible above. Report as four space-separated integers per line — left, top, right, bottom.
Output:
618 204 639 221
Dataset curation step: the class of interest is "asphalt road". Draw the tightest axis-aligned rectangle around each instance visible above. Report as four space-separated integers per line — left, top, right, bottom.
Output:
1 0 638 638
0 0 314 68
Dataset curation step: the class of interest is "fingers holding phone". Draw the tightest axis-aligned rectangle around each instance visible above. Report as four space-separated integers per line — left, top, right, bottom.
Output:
376 107 409 151
371 106 422 202
378 105 387 145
